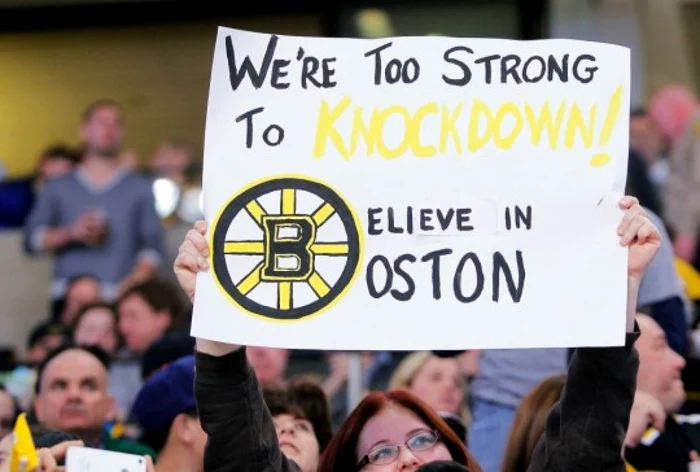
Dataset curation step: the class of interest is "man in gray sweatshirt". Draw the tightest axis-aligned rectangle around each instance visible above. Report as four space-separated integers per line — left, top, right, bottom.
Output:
23 99 164 302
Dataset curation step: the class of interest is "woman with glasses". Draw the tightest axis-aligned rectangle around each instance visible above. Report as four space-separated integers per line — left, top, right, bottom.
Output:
318 390 478 471
175 196 659 471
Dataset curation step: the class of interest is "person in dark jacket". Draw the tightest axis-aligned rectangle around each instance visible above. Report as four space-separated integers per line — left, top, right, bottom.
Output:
174 195 659 471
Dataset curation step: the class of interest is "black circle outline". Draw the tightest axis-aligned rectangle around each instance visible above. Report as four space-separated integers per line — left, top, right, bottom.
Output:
212 177 361 321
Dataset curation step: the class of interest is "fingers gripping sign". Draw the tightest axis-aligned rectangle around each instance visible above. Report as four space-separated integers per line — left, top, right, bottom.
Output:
617 196 661 279
175 221 210 302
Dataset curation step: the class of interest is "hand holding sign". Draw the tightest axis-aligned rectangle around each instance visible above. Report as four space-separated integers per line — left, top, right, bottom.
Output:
175 220 210 303
618 196 661 280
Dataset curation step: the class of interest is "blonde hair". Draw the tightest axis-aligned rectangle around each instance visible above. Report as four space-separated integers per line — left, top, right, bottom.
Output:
388 351 470 423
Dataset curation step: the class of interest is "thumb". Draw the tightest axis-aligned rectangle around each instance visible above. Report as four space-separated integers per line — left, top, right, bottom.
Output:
690 450 700 462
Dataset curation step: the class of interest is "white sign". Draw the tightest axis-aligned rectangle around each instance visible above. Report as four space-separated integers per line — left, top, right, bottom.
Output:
192 27 631 350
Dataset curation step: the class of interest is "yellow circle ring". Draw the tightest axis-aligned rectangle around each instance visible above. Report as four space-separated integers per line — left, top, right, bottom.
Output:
209 173 365 324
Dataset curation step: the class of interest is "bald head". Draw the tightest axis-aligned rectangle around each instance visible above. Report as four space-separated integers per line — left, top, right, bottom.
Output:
34 347 115 439
635 313 687 413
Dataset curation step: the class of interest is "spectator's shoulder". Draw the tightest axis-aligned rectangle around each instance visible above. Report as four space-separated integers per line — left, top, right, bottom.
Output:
42 173 77 192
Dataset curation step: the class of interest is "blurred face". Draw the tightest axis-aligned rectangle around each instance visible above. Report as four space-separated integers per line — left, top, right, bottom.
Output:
150 145 191 179
357 406 451 471
35 349 115 435
630 115 663 164
0 391 14 440
409 357 463 416
26 334 66 365
39 157 74 182
247 347 289 385
118 294 171 353
80 105 124 157
273 413 319 472
62 278 102 324
636 315 687 413
74 307 119 355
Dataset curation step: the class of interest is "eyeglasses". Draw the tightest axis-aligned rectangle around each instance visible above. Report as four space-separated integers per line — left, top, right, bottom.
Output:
357 429 441 468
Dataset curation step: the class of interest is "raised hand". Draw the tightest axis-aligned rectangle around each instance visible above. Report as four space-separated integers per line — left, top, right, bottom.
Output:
174 220 210 302
617 196 661 280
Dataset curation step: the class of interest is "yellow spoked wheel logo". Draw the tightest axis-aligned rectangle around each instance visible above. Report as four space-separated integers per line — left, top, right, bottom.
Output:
211 175 363 321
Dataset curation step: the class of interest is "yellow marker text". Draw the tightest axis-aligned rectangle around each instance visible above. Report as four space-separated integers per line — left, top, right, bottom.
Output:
312 85 623 167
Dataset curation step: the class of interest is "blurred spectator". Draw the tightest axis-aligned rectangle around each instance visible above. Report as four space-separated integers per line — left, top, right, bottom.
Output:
54 274 103 324
626 149 662 217
500 375 566 472
624 314 691 471
0 177 33 229
3 366 37 413
468 345 568 472
148 139 194 187
34 144 80 190
119 148 139 173
112 278 188 420
117 278 186 355
247 346 290 386
365 351 412 391
630 108 669 196
30 423 82 448
131 355 202 471
388 352 469 428
319 352 374 430
457 350 480 379
24 322 71 367
648 85 700 264
263 378 333 472
33 344 155 457
0 387 19 440
0 144 79 229
72 303 120 357
23 99 164 302
635 208 689 356
139 332 194 381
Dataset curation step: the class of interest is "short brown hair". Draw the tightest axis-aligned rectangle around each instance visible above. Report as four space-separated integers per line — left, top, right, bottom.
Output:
262 378 332 452
119 278 186 324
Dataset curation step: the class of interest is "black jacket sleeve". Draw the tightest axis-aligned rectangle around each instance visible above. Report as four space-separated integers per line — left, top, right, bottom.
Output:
195 346 301 472
528 328 640 472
